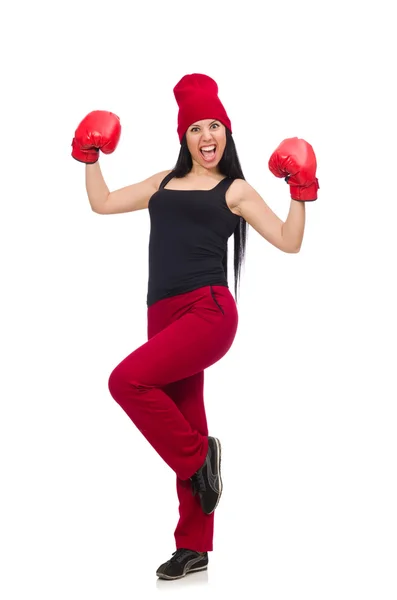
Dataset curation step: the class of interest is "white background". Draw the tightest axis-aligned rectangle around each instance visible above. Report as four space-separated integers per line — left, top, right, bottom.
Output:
1 0 396 598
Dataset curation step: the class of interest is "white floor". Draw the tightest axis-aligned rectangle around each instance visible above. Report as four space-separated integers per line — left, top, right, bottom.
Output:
2 420 396 600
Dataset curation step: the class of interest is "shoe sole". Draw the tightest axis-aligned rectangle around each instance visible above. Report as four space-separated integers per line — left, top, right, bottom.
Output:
156 565 208 580
209 437 222 514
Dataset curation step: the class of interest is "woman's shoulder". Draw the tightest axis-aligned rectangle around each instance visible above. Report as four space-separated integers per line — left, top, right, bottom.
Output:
151 169 174 188
227 177 250 196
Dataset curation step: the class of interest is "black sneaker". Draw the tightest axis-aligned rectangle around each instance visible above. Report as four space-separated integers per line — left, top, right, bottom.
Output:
156 548 208 580
190 436 222 515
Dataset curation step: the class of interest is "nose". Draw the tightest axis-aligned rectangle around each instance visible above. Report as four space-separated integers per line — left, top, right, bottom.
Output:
201 128 213 142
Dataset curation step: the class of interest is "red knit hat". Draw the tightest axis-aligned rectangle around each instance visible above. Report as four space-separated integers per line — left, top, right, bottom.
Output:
173 73 232 142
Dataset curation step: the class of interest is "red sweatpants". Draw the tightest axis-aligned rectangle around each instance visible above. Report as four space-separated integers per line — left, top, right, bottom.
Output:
107 285 238 552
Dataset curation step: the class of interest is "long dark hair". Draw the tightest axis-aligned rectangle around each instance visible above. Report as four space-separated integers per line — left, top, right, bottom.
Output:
172 128 248 304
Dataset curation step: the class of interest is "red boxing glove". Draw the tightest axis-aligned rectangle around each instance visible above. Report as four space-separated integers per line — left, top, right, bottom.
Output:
268 137 319 201
71 110 121 164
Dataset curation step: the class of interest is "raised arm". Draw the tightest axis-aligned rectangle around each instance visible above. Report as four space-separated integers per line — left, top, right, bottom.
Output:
233 136 319 253
71 110 172 214
233 179 304 253
87 164 172 215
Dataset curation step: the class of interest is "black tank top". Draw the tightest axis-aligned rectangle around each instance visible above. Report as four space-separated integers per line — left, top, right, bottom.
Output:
146 170 240 306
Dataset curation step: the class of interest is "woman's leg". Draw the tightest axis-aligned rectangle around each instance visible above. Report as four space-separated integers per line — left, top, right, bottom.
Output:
163 373 214 553
108 285 238 481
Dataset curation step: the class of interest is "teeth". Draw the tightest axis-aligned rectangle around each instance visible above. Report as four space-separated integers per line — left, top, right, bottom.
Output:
201 146 216 152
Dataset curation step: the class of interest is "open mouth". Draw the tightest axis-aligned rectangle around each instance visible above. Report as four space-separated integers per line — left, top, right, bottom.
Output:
200 145 216 161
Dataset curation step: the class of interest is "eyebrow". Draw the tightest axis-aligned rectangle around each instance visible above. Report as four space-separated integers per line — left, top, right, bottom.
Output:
191 120 219 127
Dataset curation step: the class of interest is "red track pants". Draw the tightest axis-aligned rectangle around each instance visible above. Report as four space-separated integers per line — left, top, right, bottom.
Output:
107 285 238 552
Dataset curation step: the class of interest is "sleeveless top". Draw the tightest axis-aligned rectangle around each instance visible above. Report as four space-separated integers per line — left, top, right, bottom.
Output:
146 170 240 306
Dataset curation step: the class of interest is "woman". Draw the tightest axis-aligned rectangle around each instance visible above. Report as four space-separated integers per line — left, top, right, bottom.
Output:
71 73 319 580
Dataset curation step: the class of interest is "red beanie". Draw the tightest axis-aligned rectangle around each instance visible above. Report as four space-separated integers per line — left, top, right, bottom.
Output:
173 73 232 142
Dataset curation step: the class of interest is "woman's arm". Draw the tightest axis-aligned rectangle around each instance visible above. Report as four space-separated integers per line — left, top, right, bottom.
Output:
282 198 306 252
85 162 109 213
86 163 172 214
232 179 305 253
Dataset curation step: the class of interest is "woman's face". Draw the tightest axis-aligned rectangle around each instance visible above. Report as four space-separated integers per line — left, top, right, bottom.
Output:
185 119 226 170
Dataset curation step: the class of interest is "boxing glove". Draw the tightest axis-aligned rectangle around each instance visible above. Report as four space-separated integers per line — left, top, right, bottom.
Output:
268 137 319 201
71 111 121 164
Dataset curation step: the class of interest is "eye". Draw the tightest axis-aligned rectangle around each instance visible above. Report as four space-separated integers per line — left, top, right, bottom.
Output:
190 123 220 133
